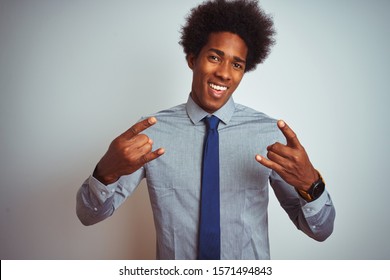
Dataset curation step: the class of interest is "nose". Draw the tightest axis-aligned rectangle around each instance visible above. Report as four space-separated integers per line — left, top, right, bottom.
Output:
215 61 231 81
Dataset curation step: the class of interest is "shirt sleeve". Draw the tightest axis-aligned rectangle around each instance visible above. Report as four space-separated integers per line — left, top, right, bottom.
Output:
269 170 336 241
76 167 145 226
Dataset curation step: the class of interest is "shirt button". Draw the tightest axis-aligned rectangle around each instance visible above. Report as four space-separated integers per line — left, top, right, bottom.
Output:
93 207 98 212
111 189 115 193
101 191 106 196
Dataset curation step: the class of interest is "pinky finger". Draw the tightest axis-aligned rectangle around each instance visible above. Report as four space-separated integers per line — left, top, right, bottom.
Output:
255 154 282 173
143 148 165 163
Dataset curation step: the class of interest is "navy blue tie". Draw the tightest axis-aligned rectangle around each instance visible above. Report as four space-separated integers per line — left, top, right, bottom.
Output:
198 115 220 260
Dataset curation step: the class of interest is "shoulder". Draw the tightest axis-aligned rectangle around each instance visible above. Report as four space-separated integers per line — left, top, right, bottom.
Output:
144 103 186 119
233 103 278 126
232 103 284 142
141 103 188 124
140 103 191 137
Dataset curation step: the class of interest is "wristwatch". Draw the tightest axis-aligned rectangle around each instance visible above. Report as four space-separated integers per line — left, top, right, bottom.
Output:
297 174 325 202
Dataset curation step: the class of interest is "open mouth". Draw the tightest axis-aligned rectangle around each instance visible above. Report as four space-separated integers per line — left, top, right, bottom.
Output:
208 82 228 92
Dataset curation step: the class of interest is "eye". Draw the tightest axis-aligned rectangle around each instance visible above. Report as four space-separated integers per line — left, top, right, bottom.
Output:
232 62 244 70
209 55 220 62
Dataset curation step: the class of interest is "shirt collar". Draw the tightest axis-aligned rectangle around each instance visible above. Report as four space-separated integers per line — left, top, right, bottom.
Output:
186 95 235 125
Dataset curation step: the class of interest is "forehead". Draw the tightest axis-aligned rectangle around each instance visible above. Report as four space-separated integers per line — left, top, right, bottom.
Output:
202 32 248 59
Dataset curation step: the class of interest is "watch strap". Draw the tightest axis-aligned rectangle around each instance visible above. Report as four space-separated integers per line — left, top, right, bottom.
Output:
297 171 325 202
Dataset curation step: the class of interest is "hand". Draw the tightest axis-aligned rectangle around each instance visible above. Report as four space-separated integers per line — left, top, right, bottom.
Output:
255 120 318 191
94 117 165 185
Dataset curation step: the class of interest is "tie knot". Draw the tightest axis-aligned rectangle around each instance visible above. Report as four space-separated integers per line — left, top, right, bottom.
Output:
204 115 220 131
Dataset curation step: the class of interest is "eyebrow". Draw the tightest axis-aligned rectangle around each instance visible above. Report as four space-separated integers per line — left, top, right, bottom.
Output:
209 48 246 64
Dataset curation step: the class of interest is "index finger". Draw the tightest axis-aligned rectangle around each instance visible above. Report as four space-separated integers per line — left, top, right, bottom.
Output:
122 117 157 139
277 120 301 148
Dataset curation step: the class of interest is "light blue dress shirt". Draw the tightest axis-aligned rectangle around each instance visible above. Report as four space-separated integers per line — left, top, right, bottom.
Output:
77 96 335 259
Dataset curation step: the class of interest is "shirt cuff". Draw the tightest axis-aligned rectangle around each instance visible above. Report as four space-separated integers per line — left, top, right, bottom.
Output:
88 175 118 204
300 190 330 218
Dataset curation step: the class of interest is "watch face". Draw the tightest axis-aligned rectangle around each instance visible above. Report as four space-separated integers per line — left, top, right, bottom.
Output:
312 181 325 198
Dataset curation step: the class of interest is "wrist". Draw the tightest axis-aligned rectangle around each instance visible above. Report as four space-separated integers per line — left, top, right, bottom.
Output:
93 165 118 185
301 169 320 192
296 171 325 202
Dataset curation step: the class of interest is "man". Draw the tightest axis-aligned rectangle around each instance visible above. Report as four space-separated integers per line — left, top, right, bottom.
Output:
77 0 335 260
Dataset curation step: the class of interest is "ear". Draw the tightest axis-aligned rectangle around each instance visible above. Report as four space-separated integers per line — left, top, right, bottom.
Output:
186 53 196 70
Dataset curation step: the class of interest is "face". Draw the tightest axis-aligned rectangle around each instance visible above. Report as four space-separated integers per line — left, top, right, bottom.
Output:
187 32 248 113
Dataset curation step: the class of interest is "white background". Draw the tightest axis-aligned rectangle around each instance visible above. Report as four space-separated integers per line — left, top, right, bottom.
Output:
1 0 389 259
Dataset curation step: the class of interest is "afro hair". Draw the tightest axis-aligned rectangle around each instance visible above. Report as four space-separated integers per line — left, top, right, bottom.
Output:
179 0 276 72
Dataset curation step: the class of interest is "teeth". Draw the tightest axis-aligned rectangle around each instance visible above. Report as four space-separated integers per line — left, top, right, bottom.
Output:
209 83 227 91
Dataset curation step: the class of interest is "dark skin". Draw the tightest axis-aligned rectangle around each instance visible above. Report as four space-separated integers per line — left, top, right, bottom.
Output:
94 117 165 185
94 31 319 196
187 32 247 113
255 120 318 192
